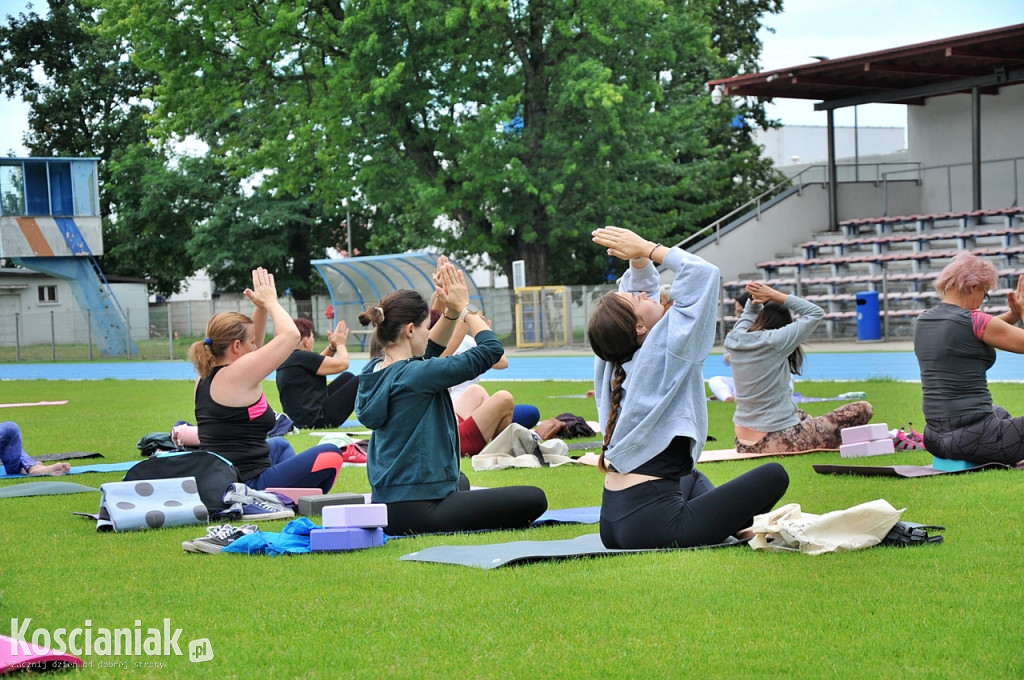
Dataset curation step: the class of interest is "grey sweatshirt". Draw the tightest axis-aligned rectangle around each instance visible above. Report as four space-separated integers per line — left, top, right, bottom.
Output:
725 295 824 432
594 248 720 473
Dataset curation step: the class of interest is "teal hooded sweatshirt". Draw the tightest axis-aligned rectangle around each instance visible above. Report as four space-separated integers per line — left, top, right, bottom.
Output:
355 331 504 503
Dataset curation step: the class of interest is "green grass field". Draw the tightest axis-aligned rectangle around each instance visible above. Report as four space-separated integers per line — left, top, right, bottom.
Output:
1 378 1022 679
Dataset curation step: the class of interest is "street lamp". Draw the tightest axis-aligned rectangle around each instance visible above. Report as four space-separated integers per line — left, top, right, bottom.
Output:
341 197 352 257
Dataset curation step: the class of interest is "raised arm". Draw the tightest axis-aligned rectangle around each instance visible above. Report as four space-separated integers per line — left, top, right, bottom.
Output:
995 274 1024 327
981 281 1024 352
745 281 823 353
317 321 351 376
428 259 480 349
212 268 300 404
592 225 664 267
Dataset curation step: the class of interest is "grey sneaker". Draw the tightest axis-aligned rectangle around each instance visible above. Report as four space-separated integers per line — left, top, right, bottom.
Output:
222 483 295 521
182 523 258 554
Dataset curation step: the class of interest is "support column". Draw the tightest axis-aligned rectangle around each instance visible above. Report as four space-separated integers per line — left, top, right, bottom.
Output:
971 86 982 211
827 109 838 230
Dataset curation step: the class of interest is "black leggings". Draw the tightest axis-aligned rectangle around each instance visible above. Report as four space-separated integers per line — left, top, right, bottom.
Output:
383 485 548 535
321 373 359 428
600 463 789 549
925 405 1024 465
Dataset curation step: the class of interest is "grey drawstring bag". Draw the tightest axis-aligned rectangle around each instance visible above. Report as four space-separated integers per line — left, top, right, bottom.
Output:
95 477 208 532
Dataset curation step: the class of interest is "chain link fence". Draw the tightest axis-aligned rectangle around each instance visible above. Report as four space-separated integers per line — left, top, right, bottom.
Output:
0 286 623 362
3 280 898 363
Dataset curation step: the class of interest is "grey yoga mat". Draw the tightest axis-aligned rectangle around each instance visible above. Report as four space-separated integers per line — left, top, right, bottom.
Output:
32 452 103 462
813 462 1015 478
531 506 600 526
0 481 99 498
399 532 744 569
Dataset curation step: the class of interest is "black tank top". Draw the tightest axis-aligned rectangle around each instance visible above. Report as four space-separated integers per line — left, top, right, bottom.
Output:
610 436 694 479
195 366 276 481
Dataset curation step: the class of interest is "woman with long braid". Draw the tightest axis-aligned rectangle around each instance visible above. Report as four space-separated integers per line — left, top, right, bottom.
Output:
586 226 789 549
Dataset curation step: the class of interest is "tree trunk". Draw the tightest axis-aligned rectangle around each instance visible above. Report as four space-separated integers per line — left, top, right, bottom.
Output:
520 240 548 287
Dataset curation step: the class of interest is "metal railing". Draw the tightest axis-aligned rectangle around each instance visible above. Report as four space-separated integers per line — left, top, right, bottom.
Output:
882 155 1024 215
679 161 921 250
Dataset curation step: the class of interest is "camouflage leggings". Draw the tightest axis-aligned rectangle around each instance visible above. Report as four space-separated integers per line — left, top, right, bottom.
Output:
735 401 874 454
924 406 1024 465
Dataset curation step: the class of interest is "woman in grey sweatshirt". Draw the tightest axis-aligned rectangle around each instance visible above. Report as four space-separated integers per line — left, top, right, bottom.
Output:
725 281 873 453
587 226 788 550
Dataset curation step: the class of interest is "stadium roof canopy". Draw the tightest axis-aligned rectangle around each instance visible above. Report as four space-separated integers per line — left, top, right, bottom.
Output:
312 252 483 348
707 23 1024 225
707 23 1024 110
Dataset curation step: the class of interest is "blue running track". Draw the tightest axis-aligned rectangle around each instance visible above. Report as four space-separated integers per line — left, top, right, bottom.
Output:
3 350 1024 382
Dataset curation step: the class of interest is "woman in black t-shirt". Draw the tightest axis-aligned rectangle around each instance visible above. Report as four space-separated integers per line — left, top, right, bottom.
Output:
276 318 359 429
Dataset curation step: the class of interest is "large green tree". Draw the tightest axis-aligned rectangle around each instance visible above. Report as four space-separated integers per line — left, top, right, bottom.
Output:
0 0 202 295
101 0 784 286
1 0 350 299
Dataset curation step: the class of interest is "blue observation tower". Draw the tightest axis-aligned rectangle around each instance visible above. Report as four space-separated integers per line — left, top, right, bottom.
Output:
0 157 137 355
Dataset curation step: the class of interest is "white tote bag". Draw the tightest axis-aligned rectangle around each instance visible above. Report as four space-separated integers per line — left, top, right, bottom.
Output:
471 423 575 471
749 499 905 555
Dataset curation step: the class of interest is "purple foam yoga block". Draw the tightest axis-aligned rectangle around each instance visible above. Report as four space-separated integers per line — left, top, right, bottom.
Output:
266 487 322 504
321 503 389 529
310 527 385 552
840 438 895 458
840 423 890 445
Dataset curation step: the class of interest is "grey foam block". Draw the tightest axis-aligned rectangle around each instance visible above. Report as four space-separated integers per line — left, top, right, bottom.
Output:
298 492 366 515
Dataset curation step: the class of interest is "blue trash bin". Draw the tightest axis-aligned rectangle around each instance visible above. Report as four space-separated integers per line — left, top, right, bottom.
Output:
522 307 537 343
855 291 881 341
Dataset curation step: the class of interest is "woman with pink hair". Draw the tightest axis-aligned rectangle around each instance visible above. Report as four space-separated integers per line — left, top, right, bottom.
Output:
914 251 1024 464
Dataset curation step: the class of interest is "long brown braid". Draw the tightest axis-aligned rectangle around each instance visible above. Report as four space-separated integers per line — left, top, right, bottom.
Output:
599 364 628 472
586 293 642 473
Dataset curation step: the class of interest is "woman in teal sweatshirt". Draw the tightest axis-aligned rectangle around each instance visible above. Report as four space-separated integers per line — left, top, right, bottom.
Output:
354 259 547 535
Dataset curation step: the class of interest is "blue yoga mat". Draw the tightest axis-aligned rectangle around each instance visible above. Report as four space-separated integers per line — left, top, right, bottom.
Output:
532 506 600 526
0 461 138 480
400 532 745 569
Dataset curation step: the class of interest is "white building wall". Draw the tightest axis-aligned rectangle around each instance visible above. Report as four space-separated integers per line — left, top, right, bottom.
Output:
0 270 149 345
754 125 906 166
908 82 1024 213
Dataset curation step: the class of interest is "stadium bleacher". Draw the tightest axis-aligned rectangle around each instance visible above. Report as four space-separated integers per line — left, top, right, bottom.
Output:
721 206 1024 338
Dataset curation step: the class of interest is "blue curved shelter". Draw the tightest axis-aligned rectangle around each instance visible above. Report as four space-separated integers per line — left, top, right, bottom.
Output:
312 252 483 350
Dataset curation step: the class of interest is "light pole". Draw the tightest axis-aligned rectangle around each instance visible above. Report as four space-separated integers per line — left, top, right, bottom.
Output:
343 198 352 256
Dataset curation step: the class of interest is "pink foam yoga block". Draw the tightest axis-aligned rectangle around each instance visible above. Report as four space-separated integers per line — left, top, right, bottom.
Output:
322 503 389 529
266 487 322 504
310 527 385 552
840 438 895 458
840 423 890 445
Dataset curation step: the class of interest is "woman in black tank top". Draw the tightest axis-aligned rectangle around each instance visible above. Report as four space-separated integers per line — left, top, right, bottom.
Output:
187 267 344 492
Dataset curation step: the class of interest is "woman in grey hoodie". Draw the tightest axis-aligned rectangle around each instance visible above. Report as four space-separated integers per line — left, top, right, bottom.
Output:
587 226 788 550
726 281 873 453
